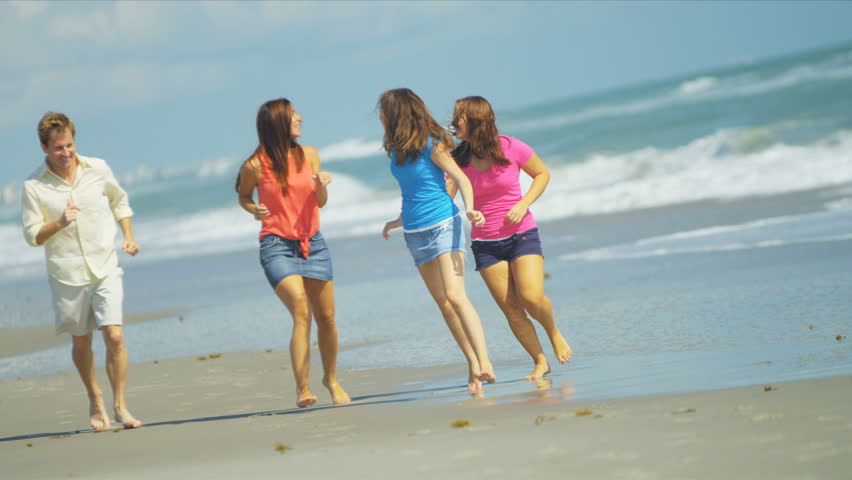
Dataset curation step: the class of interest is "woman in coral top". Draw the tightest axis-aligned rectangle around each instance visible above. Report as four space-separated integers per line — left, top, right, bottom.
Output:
448 96 572 381
236 98 349 408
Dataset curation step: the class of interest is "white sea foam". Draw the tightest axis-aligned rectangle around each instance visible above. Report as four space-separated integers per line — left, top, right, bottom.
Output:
119 155 240 185
825 197 852 211
3 129 852 284
529 129 852 221
319 138 384 162
560 207 852 262
507 54 852 132
0 223 45 281
0 172 395 284
678 76 718 95
1 183 17 206
114 138 384 188
561 233 852 262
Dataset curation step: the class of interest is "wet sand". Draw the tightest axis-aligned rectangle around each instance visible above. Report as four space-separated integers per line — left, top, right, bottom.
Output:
1 349 849 480
0 308 189 358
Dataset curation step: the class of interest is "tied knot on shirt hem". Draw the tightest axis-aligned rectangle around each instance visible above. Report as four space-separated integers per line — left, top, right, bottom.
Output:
299 238 312 259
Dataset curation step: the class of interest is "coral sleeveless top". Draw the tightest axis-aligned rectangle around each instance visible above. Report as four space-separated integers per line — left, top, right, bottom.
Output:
257 151 320 258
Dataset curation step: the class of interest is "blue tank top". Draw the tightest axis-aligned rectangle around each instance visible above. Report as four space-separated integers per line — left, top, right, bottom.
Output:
390 137 459 230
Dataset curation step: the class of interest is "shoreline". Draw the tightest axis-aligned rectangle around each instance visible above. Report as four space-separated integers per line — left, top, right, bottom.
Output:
0 307 190 359
1 350 849 479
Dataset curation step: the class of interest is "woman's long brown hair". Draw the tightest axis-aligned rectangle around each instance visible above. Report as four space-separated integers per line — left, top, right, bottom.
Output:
450 96 509 168
234 98 305 194
378 88 454 165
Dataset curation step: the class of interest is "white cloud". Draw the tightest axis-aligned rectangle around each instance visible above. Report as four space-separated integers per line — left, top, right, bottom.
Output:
199 0 312 28
0 61 234 127
113 1 174 41
49 9 114 42
8 0 47 18
0 0 528 128
46 2 174 44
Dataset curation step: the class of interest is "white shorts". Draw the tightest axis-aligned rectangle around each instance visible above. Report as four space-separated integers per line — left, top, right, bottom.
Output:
49 267 124 336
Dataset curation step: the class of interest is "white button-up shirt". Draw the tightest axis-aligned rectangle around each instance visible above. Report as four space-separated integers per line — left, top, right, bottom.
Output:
22 154 133 286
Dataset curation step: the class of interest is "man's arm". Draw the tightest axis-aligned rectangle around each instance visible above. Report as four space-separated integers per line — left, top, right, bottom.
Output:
118 217 140 256
22 184 79 246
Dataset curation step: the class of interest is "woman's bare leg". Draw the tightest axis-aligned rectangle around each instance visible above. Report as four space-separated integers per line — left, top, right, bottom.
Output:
416 261 483 392
510 255 572 364
274 275 318 407
303 278 350 405
479 261 550 380
419 251 495 383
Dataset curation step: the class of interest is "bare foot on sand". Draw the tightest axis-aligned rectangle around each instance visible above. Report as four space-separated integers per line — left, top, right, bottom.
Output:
297 390 318 408
550 333 573 364
89 397 111 431
323 378 351 405
525 361 551 381
476 362 496 384
468 371 483 393
114 408 142 429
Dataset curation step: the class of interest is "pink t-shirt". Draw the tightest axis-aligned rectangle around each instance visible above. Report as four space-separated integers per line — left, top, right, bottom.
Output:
462 136 538 240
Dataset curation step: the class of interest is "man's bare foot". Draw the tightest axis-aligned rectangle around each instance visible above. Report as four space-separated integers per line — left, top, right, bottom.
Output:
297 390 318 408
476 362 496 384
114 408 142 429
550 333 573 364
525 361 551 381
89 397 111 431
322 377 351 405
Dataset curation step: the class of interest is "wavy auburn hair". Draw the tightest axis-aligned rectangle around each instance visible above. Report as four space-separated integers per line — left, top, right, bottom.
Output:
450 96 509 168
378 88 454 166
235 98 305 195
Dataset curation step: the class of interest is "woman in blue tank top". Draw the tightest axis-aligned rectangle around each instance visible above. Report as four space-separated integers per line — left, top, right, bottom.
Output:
379 88 496 392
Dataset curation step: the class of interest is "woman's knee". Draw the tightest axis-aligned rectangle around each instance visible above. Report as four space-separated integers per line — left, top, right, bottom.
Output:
505 313 532 330
313 307 336 328
513 285 543 309
436 297 455 316
444 289 469 310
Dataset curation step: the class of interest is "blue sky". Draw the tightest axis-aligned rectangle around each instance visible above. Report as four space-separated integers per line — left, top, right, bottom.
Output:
3 0 852 188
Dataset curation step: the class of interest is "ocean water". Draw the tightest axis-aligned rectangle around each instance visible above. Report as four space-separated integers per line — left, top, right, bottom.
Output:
1 43 850 401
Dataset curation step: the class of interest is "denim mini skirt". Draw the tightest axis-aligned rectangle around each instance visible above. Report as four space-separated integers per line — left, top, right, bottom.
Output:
259 232 333 289
403 214 464 266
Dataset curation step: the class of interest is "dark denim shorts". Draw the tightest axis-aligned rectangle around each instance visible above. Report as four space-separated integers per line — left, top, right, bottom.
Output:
259 232 333 289
470 228 543 271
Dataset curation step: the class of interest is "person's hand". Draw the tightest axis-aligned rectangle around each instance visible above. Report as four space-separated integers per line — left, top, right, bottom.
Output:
313 172 333 189
122 239 140 256
59 199 80 227
383 220 400 240
253 203 270 220
467 209 485 227
504 203 528 225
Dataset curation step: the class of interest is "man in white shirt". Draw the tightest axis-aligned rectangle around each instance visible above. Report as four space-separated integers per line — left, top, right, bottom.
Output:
21 112 142 430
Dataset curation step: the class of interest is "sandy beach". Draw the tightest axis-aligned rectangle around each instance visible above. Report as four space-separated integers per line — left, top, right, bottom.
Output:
1 346 850 480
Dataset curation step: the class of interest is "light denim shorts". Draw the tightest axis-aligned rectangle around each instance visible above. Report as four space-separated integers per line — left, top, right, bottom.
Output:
259 232 333 289
403 215 464 266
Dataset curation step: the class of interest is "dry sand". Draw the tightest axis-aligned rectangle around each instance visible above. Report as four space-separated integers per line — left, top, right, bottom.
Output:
1 348 850 480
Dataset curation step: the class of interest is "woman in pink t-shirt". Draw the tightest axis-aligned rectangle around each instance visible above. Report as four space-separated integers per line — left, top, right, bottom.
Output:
448 96 572 381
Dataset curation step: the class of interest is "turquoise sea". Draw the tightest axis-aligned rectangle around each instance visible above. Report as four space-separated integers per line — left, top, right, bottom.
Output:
1 42 850 402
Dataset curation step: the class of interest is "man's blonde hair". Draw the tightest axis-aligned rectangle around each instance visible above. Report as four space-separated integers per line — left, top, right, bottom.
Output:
38 112 75 146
